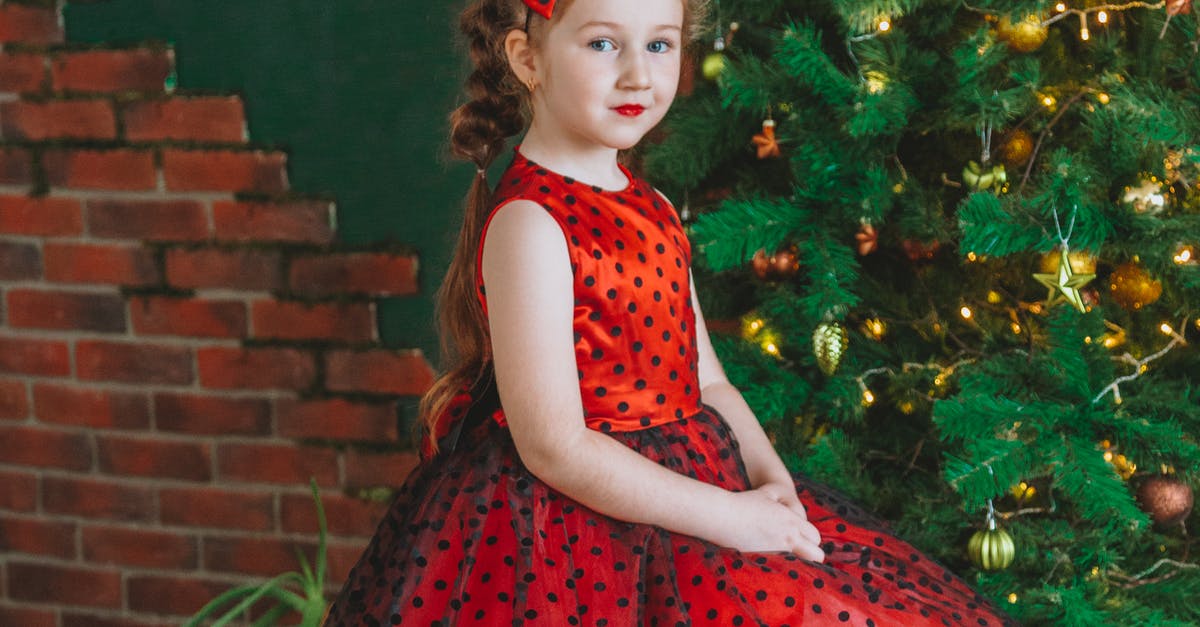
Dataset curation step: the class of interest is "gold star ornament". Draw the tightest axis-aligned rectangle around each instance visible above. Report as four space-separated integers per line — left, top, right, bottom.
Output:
1033 247 1096 312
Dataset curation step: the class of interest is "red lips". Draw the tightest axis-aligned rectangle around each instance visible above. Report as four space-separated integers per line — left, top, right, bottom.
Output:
614 105 645 116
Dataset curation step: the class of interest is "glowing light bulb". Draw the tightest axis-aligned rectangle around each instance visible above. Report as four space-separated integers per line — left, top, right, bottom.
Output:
1008 592 1019 604
1080 27 1089 41
960 306 973 320
1103 450 1114 462
862 389 876 406
1098 11 1108 23
878 18 891 32
1011 323 1022 335
1160 322 1174 336
1097 92 1110 104
966 251 978 262
1174 245 1194 264
1079 13 1089 40
1041 94 1057 108
763 342 778 355
750 319 763 331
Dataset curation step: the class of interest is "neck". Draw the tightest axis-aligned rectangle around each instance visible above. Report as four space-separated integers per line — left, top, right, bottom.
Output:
517 123 628 190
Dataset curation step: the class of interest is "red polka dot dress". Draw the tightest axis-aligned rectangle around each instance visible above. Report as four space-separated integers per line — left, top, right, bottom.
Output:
323 146 1018 627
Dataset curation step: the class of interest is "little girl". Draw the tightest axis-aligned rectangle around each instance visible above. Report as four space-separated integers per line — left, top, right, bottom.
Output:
325 0 1016 624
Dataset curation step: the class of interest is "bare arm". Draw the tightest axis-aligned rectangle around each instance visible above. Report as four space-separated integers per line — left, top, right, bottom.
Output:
481 200 821 559
688 270 793 489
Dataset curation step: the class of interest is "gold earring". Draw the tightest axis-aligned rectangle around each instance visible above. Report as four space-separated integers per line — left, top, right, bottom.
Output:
527 77 537 92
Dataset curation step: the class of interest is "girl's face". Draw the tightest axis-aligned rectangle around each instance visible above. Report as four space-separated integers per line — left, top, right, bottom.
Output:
530 0 683 151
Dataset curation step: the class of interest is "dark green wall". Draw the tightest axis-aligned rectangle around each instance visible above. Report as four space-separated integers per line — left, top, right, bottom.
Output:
65 0 482 363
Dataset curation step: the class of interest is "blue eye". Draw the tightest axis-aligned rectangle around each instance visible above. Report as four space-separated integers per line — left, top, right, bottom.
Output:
589 39 615 52
648 40 673 53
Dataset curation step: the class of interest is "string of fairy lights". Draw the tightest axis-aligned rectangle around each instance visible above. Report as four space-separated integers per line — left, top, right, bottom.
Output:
702 0 1199 598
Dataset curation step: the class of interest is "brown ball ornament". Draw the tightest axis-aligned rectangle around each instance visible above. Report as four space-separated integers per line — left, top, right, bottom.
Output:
1000 129 1035 167
751 248 772 280
772 247 800 277
1108 261 1163 311
1137 475 1195 527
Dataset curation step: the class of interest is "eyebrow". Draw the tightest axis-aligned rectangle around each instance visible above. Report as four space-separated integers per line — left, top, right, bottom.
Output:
577 20 682 32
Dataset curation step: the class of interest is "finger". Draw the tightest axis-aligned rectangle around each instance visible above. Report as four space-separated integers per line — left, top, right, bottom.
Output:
798 520 822 547
794 538 826 563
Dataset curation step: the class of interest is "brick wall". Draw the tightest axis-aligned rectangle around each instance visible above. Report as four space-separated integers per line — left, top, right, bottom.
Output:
0 1 434 624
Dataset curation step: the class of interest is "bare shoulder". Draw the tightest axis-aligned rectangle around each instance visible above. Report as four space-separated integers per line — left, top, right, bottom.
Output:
480 199 569 287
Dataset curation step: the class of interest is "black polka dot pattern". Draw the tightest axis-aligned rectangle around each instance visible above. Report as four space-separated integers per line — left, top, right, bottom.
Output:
327 145 1016 626
326 408 1016 626
473 145 701 433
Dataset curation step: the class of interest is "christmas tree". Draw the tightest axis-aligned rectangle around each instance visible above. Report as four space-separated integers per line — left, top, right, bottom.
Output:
642 0 1200 623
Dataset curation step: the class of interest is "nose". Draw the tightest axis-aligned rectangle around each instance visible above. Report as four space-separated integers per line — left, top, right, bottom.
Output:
618 49 651 90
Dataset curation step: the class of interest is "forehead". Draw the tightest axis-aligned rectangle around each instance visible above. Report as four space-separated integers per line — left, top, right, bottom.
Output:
554 0 683 31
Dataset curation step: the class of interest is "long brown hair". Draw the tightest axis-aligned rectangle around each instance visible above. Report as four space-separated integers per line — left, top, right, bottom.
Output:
421 0 711 454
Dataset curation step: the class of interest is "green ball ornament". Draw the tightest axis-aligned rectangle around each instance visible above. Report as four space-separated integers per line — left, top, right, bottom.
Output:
702 52 726 81
967 519 1015 571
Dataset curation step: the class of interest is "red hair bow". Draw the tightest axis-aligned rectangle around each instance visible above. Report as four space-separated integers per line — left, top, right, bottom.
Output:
523 0 555 19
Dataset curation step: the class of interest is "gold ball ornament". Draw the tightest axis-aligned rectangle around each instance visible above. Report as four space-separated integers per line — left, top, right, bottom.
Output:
996 14 1048 53
1137 475 1195 527
1000 129 1035 167
702 52 727 81
812 322 849 376
1037 249 1097 275
967 520 1016 571
962 160 1008 193
1108 261 1163 311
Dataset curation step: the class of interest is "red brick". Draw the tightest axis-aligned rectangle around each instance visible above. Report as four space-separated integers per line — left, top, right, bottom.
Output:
162 148 287 193
0 4 62 45
203 535 319 577
0 240 41 280
76 340 193 385
43 147 156 190
212 199 334 244
33 383 150 429
0 424 91 470
0 470 37 511
61 613 176 627
0 99 115 140
276 397 398 441
96 435 211 481
51 49 172 93
0 195 83 236
159 486 273 530
325 348 435 395
198 346 314 391
43 241 159 285
0 52 45 92
344 449 421 490
0 146 34 184
7 289 126 332
43 476 155 522
0 514 76 558
130 295 246 338
154 392 270 436
218 442 338 487
0 335 68 376
0 378 28 419
126 574 233 616
0 605 57 627
251 300 375 342
7 562 121 608
281 491 389 537
326 540 369 585
164 246 281 291
290 252 418 297
123 95 245 142
87 198 208 241
82 525 197 568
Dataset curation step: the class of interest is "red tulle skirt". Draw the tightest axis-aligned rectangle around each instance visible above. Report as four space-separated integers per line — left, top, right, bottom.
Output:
324 404 1016 626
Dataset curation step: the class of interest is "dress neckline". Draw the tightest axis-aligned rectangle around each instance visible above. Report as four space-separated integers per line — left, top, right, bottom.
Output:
513 144 636 194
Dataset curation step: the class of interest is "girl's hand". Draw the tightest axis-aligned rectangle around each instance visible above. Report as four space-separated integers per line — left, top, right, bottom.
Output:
711 486 825 562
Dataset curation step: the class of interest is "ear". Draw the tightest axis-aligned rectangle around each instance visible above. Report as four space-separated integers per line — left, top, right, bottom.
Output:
504 29 537 88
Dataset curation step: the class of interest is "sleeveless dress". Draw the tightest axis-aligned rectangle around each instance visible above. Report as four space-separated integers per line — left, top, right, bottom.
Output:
323 146 1017 627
